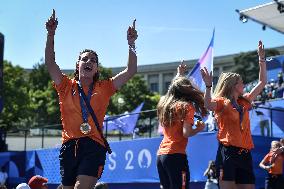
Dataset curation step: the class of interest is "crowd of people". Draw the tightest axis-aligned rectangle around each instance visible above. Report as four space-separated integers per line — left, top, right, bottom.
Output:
245 71 284 103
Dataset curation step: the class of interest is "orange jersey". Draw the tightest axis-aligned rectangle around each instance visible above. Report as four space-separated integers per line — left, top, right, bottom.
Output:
54 75 116 147
214 95 254 149
263 151 284 174
158 103 195 155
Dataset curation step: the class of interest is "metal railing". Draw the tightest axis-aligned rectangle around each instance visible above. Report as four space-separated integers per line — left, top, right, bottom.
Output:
253 104 284 137
2 105 284 151
3 109 158 151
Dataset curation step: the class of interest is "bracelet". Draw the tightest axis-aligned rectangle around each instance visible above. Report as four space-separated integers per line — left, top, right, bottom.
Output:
206 85 212 88
129 44 136 54
259 58 266 62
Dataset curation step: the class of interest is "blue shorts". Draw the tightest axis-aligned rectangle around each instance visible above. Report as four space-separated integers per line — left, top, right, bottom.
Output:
157 153 190 189
59 137 107 186
216 143 255 184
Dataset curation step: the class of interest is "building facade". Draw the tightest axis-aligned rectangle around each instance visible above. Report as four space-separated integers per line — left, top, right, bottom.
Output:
110 46 284 95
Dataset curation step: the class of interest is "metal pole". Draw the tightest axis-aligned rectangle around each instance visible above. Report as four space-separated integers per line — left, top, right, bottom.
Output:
270 109 273 137
149 117 152 138
119 130 122 141
41 128 44 148
24 130 27 151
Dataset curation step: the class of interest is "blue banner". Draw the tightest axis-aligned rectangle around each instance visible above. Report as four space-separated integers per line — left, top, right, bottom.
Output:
102 132 218 183
0 133 281 189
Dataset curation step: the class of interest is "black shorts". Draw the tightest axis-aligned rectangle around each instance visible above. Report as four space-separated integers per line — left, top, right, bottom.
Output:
59 137 107 186
157 153 190 189
265 174 284 189
215 143 255 184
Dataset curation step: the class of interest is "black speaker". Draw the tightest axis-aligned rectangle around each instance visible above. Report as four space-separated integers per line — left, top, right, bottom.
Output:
0 33 4 113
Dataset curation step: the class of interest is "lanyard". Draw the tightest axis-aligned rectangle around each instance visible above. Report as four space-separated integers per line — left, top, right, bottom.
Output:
78 80 94 123
231 99 244 129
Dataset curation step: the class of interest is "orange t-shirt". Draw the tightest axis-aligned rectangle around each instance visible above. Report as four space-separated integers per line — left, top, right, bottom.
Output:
53 75 116 147
214 95 254 149
157 103 195 155
263 151 284 174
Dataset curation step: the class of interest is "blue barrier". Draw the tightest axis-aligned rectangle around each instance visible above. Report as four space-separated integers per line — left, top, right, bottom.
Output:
0 133 281 189
250 99 284 137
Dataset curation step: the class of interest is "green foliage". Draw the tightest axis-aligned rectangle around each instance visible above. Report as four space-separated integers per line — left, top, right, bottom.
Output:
108 75 160 115
98 64 112 80
0 59 160 131
232 48 280 84
28 60 61 126
0 61 30 130
29 58 51 90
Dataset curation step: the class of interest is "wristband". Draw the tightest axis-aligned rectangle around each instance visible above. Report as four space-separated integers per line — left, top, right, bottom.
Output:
206 85 212 88
129 44 136 54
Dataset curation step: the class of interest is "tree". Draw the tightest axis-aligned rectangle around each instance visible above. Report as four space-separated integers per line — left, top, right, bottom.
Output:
28 60 61 126
98 64 112 80
0 61 30 130
108 75 160 115
232 49 280 84
28 58 51 90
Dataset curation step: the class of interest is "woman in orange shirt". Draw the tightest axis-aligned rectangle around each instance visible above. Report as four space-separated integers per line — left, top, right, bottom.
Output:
45 10 137 189
201 41 266 189
259 141 284 189
157 64 207 189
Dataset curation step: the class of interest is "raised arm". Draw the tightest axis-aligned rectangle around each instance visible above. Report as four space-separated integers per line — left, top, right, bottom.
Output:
201 67 217 111
45 9 63 85
247 41 267 101
176 61 187 77
113 19 138 89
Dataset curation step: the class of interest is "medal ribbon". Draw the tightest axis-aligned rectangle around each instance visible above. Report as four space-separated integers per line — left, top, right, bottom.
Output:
231 99 244 130
78 80 94 123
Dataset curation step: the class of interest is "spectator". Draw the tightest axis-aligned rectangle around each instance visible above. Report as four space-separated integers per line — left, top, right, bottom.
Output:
271 138 284 163
94 182 109 189
278 71 283 87
16 183 31 189
28 175 48 189
259 141 284 189
205 112 217 132
0 166 7 187
203 160 218 189
255 110 270 137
